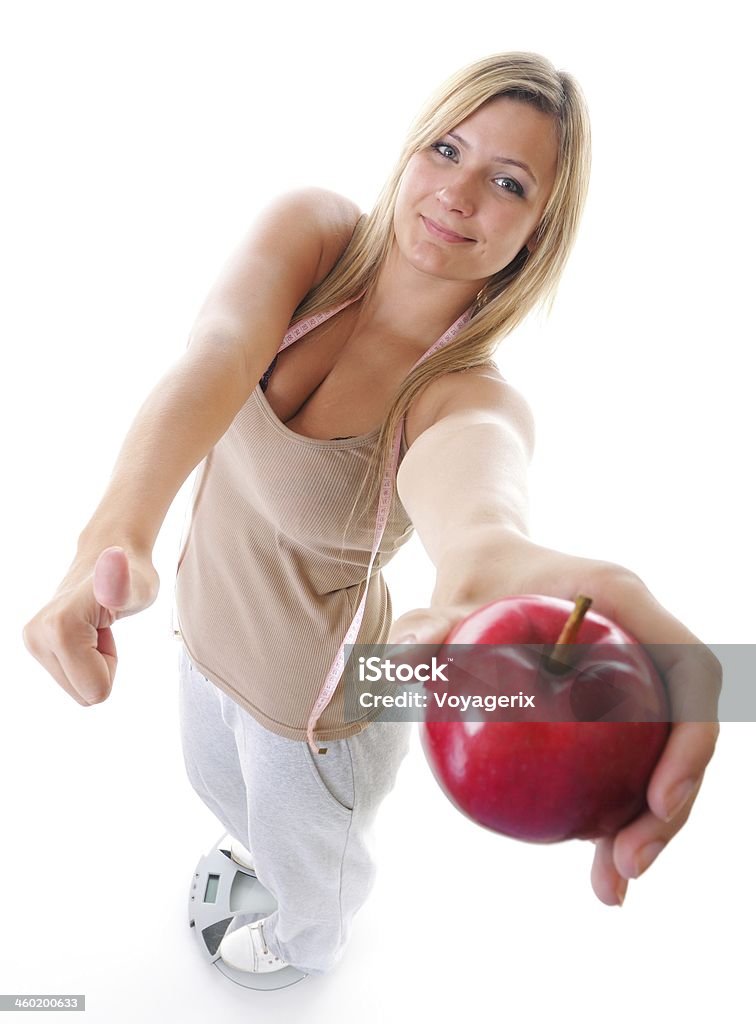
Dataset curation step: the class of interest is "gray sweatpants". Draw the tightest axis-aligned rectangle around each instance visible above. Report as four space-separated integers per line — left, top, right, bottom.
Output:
177 644 411 976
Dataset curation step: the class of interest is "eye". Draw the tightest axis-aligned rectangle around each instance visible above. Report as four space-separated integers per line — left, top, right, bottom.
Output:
494 176 525 197
430 141 457 160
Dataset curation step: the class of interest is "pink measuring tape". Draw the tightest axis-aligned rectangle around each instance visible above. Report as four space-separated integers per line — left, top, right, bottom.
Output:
272 291 476 755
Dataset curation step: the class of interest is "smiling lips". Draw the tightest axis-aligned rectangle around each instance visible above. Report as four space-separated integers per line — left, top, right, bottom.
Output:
421 216 474 244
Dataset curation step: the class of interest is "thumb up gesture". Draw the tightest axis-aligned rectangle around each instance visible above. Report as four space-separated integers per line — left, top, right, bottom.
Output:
22 545 160 707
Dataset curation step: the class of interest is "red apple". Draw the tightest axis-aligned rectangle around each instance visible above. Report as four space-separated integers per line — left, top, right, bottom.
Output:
418 594 671 842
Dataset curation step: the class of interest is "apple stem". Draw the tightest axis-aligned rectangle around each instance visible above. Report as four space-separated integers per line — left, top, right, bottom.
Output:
541 594 593 676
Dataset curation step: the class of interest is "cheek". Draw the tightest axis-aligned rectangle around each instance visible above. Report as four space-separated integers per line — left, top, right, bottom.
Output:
398 159 435 204
490 208 529 248
395 173 424 233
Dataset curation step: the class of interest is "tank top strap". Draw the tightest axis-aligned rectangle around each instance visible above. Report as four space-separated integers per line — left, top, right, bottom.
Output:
277 290 368 355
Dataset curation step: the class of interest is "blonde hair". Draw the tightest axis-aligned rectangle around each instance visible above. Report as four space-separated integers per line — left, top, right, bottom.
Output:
290 51 591 557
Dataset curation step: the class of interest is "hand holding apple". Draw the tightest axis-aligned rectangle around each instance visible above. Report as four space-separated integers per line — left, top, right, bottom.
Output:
388 544 721 905
418 593 671 843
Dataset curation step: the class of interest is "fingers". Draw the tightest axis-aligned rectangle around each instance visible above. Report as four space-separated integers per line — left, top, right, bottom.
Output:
644 721 719 823
22 634 92 707
609 776 703 882
608 717 716 883
587 697 716 892
23 587 117 705
45 649 92 707
388 603 478 653
55 622 116 705
582 576 719 888
388 610 452 648
590 773 705 899
387 614 447 671
590 837 627 906
386 606 477 686
591 722 712 887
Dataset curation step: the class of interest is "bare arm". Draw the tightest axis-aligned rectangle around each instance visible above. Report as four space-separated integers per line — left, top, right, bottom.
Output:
23 187 363 705
395 369 721 916
396 372 540 608
397 375 624 617
78 186 363 560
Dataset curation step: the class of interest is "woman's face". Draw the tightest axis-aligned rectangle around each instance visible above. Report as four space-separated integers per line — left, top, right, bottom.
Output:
394 95 560 289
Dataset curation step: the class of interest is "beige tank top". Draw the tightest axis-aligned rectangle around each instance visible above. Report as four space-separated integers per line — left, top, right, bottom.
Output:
172 303 416 743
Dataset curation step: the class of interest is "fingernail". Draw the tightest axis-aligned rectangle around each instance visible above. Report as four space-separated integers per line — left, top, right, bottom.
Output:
615 881 628 906
633 840 666 878
663 777 697 822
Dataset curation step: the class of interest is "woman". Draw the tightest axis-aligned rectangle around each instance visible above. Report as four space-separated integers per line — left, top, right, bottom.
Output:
22 52 721 977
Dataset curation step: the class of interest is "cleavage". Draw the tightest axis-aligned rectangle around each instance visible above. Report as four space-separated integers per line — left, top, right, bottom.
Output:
262 306 417 441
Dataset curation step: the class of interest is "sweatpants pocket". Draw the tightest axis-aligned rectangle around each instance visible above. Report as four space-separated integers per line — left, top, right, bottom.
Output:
300 738 355 818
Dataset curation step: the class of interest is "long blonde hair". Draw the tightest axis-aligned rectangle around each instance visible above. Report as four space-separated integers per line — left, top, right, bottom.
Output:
290 51 591 553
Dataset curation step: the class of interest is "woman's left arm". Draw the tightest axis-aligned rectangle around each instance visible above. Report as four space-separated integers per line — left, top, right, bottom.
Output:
392 378 722 907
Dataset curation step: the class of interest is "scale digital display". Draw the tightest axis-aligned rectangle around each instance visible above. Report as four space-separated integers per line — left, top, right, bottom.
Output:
204 873 220 903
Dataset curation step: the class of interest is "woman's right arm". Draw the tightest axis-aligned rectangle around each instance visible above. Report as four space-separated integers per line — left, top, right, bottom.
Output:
22 187 363 706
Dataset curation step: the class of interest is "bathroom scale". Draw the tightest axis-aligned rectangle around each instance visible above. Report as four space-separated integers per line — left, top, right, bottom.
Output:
188 832 309 990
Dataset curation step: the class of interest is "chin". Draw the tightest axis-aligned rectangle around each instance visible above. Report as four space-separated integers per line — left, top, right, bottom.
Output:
395 217 456 270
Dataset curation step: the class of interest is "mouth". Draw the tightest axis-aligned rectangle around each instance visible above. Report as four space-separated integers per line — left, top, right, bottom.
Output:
421 216 475 244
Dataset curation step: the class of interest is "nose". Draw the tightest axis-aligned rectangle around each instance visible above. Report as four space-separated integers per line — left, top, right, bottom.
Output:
436 176 475 218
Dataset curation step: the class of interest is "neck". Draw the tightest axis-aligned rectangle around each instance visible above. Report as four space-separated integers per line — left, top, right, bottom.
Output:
354 240 482 347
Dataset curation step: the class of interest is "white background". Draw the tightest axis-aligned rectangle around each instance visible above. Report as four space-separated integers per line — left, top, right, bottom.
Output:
3 1 753 1021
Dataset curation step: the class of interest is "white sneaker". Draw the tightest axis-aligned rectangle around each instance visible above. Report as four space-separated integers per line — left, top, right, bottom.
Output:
219 916 289 973
229 837 255 872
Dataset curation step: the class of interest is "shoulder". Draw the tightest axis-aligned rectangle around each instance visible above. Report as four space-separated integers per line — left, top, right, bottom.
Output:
255 188 363 290
285 188 364 286
404 361 535 459
272 186 361 225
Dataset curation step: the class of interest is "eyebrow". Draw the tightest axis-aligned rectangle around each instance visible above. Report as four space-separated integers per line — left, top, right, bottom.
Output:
446 131 538 186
